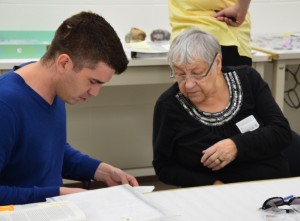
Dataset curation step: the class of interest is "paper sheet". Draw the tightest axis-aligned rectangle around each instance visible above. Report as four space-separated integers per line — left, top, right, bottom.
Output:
0 201 86 221
48 185 168 221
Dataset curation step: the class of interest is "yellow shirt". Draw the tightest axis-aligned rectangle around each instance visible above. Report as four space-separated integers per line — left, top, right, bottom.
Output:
168 0 252 58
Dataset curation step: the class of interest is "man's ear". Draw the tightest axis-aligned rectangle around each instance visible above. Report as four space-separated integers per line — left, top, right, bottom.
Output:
56 54 73 73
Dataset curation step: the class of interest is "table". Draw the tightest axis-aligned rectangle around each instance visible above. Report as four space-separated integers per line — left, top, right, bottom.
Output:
269 52 300 111
252 33 300 110
9 177 300 221
145 177 300 221
251 50 272 79
10 177 300 221
0 50 270 77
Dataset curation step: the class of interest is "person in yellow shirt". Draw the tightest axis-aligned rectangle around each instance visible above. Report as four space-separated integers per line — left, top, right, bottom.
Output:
168 0 252 66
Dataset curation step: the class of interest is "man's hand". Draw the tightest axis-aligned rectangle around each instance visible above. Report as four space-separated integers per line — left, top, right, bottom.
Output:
60 187 87 195
201 138 238 171
94 162 139 187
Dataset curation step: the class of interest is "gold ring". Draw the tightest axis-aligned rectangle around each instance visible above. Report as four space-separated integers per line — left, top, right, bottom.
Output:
218 158 224 162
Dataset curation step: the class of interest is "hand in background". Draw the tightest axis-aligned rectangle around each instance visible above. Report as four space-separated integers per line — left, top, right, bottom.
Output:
201 138 238 171
94 162 139 187
212 0 250 27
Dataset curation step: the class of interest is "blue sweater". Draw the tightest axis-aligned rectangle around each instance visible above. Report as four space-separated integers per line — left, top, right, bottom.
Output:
0 66 100 205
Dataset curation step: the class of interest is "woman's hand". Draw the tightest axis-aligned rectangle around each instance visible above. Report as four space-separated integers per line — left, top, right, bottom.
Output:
201 138 238 171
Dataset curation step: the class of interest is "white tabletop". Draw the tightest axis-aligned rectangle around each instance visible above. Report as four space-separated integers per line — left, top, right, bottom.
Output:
10 178 300 221
0 50 271 70
253 47 300 60
144 177 300 221
252 33 300 60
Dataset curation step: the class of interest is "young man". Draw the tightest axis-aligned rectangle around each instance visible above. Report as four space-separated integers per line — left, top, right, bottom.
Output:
0 11 138 205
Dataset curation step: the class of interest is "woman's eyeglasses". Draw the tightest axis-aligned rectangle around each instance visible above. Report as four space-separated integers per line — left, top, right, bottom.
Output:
170 53 218 83
262 196 300 211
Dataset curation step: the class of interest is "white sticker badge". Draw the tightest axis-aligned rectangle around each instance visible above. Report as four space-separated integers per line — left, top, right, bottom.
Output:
236 115 259 134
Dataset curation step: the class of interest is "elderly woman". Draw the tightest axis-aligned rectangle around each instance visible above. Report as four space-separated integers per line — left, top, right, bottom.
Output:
152 28 292 187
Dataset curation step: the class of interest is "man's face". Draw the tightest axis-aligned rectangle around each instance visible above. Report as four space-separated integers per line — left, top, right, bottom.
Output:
57 61 115 104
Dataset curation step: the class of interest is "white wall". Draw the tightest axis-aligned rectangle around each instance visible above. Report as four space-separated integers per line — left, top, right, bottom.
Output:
250 0 300 35
0 0 170 42
1 0 300 36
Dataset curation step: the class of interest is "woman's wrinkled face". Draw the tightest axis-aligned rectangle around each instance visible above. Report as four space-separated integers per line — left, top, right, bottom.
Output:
172 55 220 106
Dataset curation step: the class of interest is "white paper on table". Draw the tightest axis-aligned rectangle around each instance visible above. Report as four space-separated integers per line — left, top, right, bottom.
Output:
1 201 86 221
133 185 155 194
47 184 172 221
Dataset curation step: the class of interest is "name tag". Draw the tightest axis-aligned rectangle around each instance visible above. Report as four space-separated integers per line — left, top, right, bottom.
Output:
236 115 259 133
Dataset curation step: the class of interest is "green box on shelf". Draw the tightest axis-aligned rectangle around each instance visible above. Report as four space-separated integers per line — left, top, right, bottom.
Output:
0 31 54 59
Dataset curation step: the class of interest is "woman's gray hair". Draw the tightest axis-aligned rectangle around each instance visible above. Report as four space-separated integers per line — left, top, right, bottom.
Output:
168 28 222 69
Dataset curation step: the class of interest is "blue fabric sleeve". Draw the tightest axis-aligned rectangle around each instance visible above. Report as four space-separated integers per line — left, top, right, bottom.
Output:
62 143 101 180
0 185 59 206
33 186 60 203
0 101 60 205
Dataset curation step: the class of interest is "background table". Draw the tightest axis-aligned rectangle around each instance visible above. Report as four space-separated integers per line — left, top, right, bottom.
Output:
252 33 300 110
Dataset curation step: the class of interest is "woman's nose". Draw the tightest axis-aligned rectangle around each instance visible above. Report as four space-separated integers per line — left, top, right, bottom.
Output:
184 77 196 88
